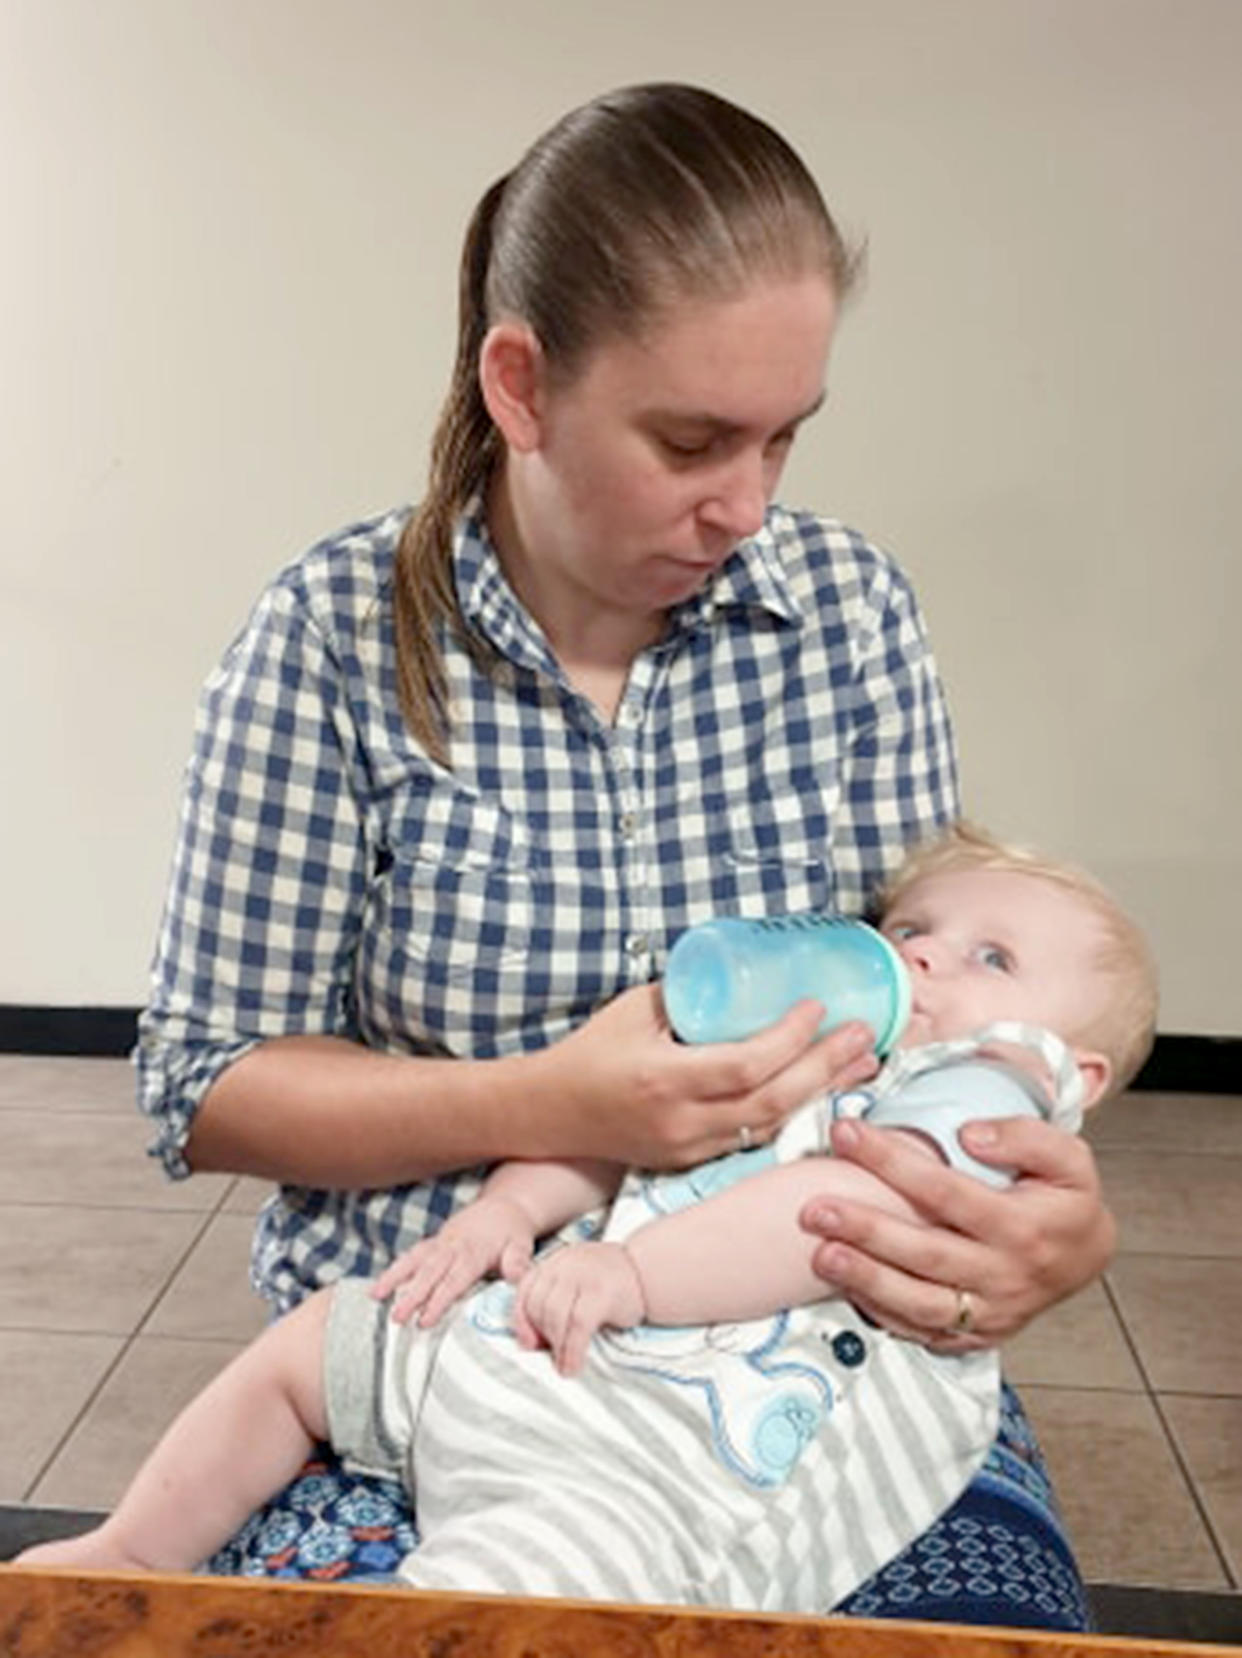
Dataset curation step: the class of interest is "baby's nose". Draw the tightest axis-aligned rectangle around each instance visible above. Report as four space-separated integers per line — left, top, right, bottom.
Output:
898 937 938 975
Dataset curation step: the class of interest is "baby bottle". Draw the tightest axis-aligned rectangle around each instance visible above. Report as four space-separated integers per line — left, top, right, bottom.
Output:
663 913 911 1055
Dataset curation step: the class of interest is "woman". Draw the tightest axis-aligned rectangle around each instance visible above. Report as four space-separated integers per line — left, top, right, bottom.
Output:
139 83 1111 1625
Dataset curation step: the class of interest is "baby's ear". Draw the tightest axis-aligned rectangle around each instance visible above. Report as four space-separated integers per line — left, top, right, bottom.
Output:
1074 1048 1113 1111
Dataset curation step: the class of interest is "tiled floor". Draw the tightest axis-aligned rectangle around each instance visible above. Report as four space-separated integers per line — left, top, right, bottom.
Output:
0 1056 1239 1596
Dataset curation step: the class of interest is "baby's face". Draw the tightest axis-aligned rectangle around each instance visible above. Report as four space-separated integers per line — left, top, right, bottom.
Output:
880 868 1106 1050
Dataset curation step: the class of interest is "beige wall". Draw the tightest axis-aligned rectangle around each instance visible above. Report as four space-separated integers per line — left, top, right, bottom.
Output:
3 0 1238 1031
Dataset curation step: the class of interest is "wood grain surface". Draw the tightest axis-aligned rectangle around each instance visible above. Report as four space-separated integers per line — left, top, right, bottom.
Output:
2 1569 1240 1658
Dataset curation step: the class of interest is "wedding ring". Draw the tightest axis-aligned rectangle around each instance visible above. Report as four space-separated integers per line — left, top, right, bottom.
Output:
952 1287 975 1334
738 1124 754 1152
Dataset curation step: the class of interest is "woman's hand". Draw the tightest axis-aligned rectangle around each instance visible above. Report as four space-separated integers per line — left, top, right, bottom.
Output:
527 983 880 1171
800 1115 1116 1349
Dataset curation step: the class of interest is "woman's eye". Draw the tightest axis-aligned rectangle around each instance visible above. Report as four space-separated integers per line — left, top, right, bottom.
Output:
660 436 714 461
977 944 1012 972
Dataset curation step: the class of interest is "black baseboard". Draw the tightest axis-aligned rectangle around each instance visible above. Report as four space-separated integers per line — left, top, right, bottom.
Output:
0 1008 1239 1095
1130 1034 1241 1095
0 1006 139 1057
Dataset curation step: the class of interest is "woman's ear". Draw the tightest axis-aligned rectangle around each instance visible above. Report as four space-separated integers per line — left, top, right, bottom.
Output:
1074 1048 1113 1111
478 321 545 452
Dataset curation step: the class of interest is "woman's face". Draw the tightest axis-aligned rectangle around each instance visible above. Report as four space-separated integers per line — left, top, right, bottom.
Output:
493 274 838 635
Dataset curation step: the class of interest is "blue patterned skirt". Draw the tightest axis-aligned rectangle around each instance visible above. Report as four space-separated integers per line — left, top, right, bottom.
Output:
205 1381 1089 1630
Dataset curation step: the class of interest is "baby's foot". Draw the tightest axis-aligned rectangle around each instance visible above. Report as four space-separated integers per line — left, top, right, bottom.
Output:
15 1529 149 1572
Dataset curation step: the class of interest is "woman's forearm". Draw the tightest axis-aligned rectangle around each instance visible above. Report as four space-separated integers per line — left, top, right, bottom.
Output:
628 1155 927 1327
187 1034 563 1187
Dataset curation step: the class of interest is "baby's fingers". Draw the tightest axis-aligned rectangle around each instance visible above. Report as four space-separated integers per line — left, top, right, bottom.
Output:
499 1237 534 1283
408 1258 481 1327
386 1253 459 1324
513 1271 552 1351
370 1244 435 1303
554 1295 600 1377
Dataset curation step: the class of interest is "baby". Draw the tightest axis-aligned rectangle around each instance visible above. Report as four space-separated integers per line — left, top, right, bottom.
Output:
17 824 1156 1615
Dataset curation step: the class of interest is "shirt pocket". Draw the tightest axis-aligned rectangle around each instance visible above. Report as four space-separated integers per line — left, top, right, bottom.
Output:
374 851 535 983
666 781 839 929
364 787 537 985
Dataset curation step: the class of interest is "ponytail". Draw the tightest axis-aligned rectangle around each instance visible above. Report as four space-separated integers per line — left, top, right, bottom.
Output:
392 175 508 763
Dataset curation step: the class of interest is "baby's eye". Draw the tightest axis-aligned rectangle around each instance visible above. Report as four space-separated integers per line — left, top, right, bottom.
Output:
886 921 920 941
976 944 1013 972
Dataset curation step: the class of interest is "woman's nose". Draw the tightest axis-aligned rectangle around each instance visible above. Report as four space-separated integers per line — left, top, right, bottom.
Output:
699 455 768 539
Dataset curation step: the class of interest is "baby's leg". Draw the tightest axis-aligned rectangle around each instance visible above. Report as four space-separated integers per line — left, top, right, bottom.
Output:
17 1288 333 1573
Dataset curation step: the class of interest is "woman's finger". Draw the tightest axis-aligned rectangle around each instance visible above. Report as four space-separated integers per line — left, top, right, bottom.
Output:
809 1246 1001 1346
802 1181 990 1290
959 1113 1101 1189
680 1006 875 1102
826 1118 1021 1239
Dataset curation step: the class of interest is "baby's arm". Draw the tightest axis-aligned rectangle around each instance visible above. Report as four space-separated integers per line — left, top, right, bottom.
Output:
516 1135 936 1371
371 1156 621 1325
624 1058 1050 1325
626 1138 935 1325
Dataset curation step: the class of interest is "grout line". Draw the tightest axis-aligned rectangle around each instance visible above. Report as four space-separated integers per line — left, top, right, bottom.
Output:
1103 1273 1237 1590
1148 1391 1239 1592
20 1204 225 1504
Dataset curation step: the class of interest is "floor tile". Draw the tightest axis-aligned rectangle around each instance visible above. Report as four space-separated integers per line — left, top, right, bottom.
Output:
30 1335 247 1511
0 1330 122 1501
1108 1256 1242 1395
0 1206 205 1335
1088 1092 1242 1155
222 1176 274 1217
1097 1149 1242 1257
0 1110 232 1211
1022 1385 1228 1589
144 1213 270 1342
1004 1279 1142 1390
0 1056 136 1113
1163 1396 1242 1588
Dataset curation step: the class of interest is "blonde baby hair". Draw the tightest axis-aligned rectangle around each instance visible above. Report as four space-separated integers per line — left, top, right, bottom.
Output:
880 822 1159 1098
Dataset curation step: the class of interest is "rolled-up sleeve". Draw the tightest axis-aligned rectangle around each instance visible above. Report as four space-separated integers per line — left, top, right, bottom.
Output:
137 578 370 1177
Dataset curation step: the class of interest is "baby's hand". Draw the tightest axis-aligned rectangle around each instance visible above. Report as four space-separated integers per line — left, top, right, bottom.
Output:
513 1242 646 1376
370 1197 535 1326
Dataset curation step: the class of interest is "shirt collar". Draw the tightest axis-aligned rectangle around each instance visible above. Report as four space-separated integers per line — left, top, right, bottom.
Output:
452 498 803 667
452 497 561 677
670 512 803 634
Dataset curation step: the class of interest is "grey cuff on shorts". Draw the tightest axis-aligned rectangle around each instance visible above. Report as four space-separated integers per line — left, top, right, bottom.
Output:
325 1275 406 1480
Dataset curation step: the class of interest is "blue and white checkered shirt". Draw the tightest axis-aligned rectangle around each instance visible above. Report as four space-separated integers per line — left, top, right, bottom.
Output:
137 500 958 1311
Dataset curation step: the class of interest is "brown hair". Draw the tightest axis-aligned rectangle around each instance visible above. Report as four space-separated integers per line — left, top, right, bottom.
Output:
392 83 861 762
881 822 1159 1097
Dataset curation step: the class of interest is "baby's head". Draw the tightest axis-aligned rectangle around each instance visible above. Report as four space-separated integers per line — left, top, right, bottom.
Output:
877 823 1158 1109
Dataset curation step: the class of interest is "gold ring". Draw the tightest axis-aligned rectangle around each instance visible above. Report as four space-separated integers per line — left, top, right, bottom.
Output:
952 1287 975 1334
738 1124 754 1152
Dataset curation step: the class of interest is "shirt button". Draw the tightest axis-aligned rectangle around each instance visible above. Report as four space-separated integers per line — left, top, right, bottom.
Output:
619 811 638 838
625 933 650 959
620 700 642 725
831 1331 867 1368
